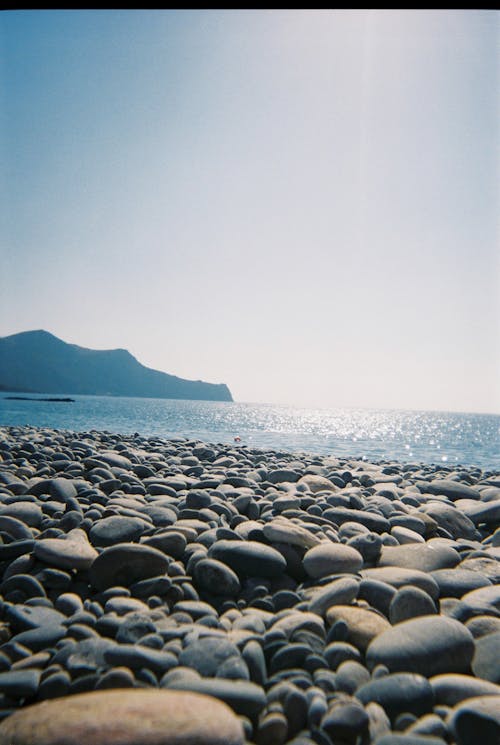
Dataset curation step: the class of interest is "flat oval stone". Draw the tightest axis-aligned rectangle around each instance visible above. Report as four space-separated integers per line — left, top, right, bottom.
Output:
471 631 500 683
165 677 266 722
447 695 500 745
378 543 460 572
326 605 391 652
366 615 475 677
0 689 245 744
193 558 241 597
263 518 321 549
308 577 360 618
303 543 363 578
323 507 390 534
89 515 148 547
356 672 434 722
88 543 169 591
0 669 41 698
208 540 286 579
34 528 98 571
423 480 481 501
0 501 43 527
298 474 337 493
141 530 187 558
361 567 440 600
430 673 500 706
179 637 247 679
461 585 500 612
430 569 492 598
389 586 437 624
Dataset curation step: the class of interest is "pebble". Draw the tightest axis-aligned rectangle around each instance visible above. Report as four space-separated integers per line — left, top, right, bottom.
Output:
447 695 500 745
326 606 391 652
471 631 500 683
0 689 245 744
356 672 434 722
88 543 169 590
208 540 287 578
0 424 497 745
366 616 475 677
302 543 363 578
34 528 98 570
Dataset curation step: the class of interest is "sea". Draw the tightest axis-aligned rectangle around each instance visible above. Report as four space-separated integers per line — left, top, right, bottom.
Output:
0 394 498 470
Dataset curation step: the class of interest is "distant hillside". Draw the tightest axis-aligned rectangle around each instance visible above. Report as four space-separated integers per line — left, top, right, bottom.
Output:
0 330 233 402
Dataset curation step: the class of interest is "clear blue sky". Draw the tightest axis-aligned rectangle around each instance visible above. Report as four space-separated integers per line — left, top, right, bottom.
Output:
1 10 499 413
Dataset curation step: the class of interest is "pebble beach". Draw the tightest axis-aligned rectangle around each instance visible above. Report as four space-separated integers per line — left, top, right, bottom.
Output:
0 424 498 745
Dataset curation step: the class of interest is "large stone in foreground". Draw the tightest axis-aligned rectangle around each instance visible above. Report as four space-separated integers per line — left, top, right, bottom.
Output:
366 615 475 677
88 543 169 590
447 695 500 745
0 689 244 745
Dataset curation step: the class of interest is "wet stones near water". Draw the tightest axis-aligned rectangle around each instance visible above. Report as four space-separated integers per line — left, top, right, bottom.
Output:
0 424 498 745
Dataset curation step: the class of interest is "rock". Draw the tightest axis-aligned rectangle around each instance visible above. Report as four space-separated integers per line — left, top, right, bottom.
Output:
0 668 41 698
193 558 241 597
460 499 500 526
104 644 178 674
361 567 440 600
471 631 500 683
165 676 266 722
461 585 500 612
366 615 475 677
262 518 321 549
308 577 360 618
447 695 500 745
323 507 390 534
326 606 391 652
89 515 148 547
377 542 460 572
5 603 66 633
423 480 482 501
347 532 383 563
297 474 337 493
389 586 437 624
320 697 370 741
356 672 434 722
88 543 169 590
208 540 287 579
430 673 500 706
335 660 371 694
0 689 245 744
34 528 98 571
303 543 363 578
141 530 187 558
0 502 43 528
430 568 492 598
179 637 248 680
420 503 479 541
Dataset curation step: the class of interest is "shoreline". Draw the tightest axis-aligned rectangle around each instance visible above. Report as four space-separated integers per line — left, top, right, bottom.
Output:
0 424 498 743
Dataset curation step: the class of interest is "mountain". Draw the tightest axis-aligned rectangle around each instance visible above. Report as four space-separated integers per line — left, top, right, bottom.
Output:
0 330 233 402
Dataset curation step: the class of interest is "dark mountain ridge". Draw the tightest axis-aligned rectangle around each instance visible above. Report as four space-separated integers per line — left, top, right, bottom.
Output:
0 330 233 402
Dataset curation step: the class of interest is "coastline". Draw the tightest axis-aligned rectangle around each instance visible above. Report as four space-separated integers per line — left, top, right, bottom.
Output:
0 424 498 743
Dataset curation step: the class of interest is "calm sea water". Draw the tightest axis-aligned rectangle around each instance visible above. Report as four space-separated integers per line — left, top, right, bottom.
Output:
0 394 498 470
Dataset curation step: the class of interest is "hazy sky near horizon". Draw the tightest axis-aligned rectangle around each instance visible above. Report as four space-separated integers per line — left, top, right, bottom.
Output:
1 9 499 413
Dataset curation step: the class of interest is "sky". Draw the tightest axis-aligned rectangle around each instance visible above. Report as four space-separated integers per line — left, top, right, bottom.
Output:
1 9 499 414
